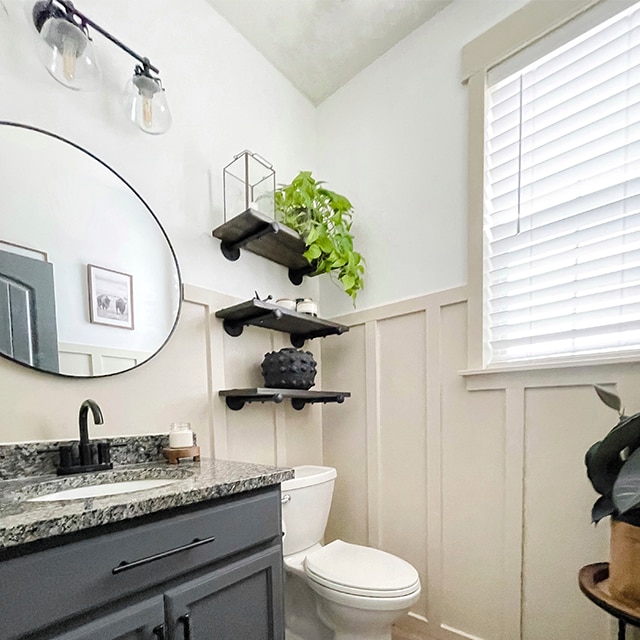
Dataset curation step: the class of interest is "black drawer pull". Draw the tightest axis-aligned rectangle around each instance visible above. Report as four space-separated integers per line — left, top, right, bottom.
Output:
152 623 167 639
112 536 216 574
179 613 192 640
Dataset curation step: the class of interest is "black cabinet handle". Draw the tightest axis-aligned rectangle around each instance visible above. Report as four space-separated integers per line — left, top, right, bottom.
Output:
179 613 192 640
152 623 167 639
112 536 216 574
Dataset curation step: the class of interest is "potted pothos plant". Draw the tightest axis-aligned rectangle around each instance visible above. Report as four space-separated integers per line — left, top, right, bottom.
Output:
274 171 365 302
587 385 640 605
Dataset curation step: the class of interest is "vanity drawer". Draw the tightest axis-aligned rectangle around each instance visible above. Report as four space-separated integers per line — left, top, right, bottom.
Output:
0 486 281 640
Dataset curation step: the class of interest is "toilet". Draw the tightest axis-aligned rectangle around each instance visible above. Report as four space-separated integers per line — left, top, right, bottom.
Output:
281 465 421 640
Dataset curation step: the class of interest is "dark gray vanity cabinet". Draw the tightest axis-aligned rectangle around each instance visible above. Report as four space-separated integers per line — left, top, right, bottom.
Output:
165 546 282 639
47 599 165 640
0 486 284 640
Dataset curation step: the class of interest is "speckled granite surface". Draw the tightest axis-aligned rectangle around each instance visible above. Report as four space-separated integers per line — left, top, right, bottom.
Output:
0 435 176 480
0 458 293 550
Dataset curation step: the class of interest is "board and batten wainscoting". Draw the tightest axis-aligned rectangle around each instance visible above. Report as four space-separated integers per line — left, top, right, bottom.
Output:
321 285 639 640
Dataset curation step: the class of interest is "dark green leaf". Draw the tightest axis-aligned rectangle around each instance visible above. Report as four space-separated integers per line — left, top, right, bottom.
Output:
585 440 622 496
587 412 640 494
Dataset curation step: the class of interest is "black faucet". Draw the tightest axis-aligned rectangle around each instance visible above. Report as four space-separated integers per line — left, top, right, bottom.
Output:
56 399 113 475
79 399 103 446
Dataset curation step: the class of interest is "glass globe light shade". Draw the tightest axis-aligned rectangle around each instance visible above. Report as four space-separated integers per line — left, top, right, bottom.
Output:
123 72 172 135
37 17 100 91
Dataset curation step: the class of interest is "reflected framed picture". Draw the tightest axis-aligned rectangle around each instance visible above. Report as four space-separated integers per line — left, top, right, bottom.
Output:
87 264 134 329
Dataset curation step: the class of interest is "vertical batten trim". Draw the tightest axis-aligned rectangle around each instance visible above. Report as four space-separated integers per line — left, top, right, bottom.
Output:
182 285 234 460
274 406 287 466
365 319 381 547
206 305 228 459
503 386 525 640
425 301 442 630
272 332 288 466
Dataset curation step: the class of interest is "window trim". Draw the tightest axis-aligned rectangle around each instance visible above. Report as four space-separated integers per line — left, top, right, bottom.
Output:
463 0 640 370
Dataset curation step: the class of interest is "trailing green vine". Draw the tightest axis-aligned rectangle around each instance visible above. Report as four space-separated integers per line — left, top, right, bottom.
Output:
274 171 365 302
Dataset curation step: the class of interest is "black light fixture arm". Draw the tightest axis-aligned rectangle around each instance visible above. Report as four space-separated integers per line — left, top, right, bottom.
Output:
33 0 160 74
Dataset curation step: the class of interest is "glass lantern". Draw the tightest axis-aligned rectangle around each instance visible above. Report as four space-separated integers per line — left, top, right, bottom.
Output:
223 150 275 221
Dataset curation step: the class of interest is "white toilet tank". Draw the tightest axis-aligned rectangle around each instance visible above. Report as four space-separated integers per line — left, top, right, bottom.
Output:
281 465 336 556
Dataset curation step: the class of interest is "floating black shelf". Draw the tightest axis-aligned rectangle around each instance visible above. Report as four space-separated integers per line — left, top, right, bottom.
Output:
215 298 349 347
211 208 314 284
219 388 350 411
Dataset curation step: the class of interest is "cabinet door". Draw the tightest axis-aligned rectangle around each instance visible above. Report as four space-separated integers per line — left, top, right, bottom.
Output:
165 545 284 640
47 598 165 640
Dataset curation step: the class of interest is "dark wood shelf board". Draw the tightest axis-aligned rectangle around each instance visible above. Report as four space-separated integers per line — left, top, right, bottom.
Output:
215 298 349 345
219 388 351 411
212 208 310 270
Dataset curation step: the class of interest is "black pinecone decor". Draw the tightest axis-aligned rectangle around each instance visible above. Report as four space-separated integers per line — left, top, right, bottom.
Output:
261 348 317 390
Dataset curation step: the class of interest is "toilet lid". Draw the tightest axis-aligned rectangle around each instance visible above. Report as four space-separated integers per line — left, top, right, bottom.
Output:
304 540 420 597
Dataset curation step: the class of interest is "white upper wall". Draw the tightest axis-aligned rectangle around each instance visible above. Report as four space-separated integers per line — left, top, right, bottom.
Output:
0 0 319 306
315 0 530 317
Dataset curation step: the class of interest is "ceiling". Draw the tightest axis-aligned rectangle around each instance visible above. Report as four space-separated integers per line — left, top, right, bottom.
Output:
207 0 453 105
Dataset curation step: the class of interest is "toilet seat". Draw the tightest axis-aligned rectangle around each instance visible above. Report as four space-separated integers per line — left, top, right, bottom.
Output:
303 540 420 598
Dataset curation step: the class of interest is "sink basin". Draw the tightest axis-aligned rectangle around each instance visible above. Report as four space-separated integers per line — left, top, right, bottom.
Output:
27 479 179 502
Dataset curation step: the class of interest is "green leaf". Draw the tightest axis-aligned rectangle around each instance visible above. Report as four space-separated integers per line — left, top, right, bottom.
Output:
341 274 355 291
304 244 322 260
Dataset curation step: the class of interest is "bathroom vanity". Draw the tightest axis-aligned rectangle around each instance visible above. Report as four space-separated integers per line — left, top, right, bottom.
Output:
0 456 292 640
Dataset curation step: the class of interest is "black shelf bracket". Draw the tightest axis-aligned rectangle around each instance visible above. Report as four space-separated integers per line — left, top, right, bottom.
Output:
222 308 283 339
220 221 280 261
288 264 315 286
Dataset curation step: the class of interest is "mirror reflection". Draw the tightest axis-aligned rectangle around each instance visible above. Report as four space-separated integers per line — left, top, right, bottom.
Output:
0 122 181 378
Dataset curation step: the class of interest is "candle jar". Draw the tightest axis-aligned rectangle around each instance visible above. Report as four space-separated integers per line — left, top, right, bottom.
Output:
296 298 318 316
276 298 297 310
169 423 194 448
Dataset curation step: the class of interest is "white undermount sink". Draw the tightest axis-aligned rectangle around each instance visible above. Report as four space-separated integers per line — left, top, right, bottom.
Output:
27 479 179 502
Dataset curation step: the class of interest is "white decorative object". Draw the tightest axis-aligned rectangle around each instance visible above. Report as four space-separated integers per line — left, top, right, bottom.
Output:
296 298 318 316
276 298 296 310
169 423 194 448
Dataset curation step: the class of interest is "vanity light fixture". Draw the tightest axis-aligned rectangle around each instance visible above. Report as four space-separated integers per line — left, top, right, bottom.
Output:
31 0 172 134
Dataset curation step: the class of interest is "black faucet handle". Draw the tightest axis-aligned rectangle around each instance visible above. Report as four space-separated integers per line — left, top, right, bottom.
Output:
97 441 111 465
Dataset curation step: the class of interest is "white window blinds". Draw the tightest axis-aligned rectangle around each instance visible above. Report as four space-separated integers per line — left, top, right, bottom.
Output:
485 0 640 365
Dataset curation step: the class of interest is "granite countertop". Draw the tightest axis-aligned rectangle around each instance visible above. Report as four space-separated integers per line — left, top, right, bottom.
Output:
0 458 293 550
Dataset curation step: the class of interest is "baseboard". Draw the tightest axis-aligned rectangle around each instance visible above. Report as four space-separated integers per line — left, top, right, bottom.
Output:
393 612 433 640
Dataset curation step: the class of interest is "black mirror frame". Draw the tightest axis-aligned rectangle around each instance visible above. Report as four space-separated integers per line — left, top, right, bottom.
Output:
0 120 183 379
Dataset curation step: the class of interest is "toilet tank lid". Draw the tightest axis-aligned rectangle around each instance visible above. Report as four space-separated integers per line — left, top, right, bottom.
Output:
281 465 336 490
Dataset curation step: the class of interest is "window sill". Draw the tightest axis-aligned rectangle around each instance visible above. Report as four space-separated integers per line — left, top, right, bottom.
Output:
458 353 640 391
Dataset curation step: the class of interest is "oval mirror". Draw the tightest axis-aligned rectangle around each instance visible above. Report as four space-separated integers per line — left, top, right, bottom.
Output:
0 122 181 378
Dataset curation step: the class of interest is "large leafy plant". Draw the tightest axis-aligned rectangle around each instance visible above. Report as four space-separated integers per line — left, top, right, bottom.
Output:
586 385 640 524
274 171 365 302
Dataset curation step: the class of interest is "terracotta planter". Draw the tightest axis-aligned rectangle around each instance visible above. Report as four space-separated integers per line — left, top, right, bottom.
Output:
609 519 640 606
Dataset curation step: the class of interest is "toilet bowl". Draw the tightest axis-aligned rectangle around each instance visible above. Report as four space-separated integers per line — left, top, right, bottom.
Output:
281 466 421 640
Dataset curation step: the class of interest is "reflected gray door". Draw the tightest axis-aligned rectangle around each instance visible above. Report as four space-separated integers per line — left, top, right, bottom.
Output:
0 249 59 372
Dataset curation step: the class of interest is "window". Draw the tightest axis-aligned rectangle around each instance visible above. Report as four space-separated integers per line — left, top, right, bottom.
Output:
470 0 640 366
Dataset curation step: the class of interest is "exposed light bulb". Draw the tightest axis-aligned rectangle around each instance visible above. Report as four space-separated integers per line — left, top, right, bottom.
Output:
124 66 172 134
142 93 153 129
61 35 77 81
